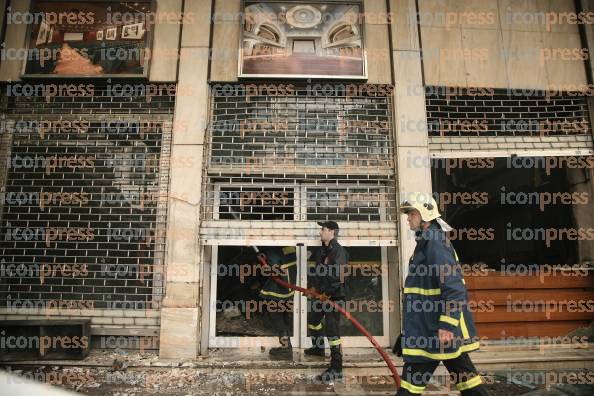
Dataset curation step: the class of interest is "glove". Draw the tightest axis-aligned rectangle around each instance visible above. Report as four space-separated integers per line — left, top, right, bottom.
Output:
392 334 402 357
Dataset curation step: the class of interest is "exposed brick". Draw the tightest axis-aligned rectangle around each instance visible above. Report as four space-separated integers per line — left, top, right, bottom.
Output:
533 142 553 148
113 317 135 325
134 317 159 326
80 309 105 317
482 144 499 149
515 143 536 149
105 309 125 317
124 310 151 318
503 137 524 143
575 135 593 141
543 136 561 142
522 137 542 142
92 317 114 325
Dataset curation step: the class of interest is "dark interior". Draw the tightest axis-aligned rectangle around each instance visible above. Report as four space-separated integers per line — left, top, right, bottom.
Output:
432 157 581 270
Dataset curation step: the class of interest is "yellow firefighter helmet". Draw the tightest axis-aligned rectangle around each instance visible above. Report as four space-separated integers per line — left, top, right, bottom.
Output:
399 192 441 222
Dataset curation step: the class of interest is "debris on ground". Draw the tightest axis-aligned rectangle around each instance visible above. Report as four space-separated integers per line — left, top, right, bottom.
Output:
1 350 592 395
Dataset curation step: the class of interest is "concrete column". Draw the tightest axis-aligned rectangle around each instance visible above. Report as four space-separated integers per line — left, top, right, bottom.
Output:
0 0 30 82
158 0 212 359
149 0 183 82
579 0 594 145
390 0 432 285
364 0 392 84
210 0 241 82
580 0 594 81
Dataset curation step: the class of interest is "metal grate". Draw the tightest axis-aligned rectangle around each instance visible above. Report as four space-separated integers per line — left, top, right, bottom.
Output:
202 84 397 223
0 83 174 311
306 185 386 222
425 87 592 137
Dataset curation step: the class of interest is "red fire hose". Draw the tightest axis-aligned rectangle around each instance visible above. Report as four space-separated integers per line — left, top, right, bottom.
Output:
254 249 401 390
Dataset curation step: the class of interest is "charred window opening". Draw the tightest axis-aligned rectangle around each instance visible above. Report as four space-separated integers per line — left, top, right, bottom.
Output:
0 84 173 310
307 246 384 337
214 245 386 338
203 84 397 224
215 245 294 337
306 186 384 221
431 157 594 270
217 186 295 221
425 87 591 138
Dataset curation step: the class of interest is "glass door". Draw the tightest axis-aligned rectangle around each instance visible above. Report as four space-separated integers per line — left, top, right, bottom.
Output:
209 243 389 348
300 245 390 348
209 243 302 349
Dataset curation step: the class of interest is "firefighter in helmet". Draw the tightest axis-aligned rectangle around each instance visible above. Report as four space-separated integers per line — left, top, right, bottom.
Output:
395 192 487 396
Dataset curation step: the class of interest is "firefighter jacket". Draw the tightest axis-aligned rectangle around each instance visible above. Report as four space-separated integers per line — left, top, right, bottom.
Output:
309 239 349 299
402 221 480 363
259 246 297 300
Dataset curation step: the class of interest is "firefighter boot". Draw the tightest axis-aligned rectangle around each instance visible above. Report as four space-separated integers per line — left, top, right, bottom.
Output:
269 336 293 360
316 345 343 384
304 337 325 357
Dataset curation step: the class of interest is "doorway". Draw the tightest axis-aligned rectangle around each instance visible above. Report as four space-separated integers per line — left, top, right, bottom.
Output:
208 243 390 348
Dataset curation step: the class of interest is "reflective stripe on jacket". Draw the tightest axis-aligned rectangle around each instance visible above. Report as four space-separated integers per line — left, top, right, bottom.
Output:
259 246 297 300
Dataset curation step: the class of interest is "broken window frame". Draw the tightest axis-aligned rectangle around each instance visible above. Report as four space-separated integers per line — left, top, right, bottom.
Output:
207 243 390 348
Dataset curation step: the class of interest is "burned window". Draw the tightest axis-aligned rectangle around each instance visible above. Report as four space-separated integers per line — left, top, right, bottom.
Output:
204 84 396 223
217 186 295 221
0 85 173 310
431 156 594 270
306 186 385 221
215 245 295 337
425 87 591 137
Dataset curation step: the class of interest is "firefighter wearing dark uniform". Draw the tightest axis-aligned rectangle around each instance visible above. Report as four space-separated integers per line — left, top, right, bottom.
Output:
259 246 297 359
396 193 488 396
306 221 349 384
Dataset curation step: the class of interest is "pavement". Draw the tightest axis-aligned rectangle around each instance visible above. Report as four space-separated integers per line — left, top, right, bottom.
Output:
1 348 593 395
522 385 594 396
0 365 459 395
0 349 458 395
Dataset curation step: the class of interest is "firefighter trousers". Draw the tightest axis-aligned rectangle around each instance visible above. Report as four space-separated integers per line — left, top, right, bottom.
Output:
396 352 487 395
307 299 342 369
265 300 292 340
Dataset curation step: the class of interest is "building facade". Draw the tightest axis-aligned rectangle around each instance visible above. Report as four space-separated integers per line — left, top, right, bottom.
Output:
0 0 593 360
